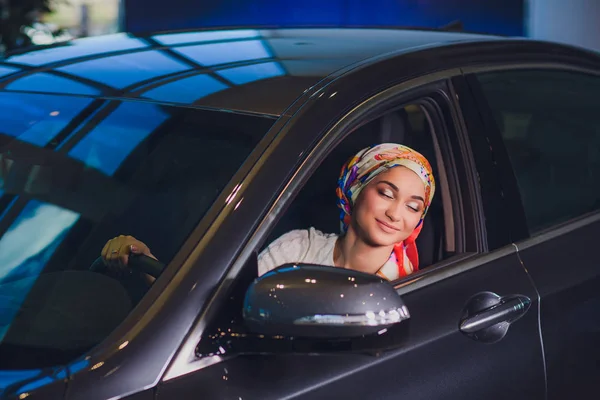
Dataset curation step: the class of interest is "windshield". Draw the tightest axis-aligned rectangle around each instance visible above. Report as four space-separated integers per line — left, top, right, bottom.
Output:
0 92 274 370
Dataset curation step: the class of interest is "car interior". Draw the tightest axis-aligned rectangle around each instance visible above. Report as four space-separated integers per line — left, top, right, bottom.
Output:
264 103 449 272
492 107 600 231
480 70 600 232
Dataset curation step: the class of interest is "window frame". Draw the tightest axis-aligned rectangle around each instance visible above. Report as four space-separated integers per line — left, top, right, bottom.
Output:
463 63 600 238
249 82 477 283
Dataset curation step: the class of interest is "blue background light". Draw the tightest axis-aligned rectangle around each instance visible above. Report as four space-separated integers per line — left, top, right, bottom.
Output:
124 0 524 37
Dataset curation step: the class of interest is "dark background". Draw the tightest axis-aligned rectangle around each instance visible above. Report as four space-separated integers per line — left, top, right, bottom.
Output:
124 0 525 36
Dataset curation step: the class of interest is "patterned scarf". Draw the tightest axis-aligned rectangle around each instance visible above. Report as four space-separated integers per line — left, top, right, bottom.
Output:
336 143 435 279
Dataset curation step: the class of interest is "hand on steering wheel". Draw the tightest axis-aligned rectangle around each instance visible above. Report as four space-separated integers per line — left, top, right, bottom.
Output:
101 235 156 270
95 235 164 279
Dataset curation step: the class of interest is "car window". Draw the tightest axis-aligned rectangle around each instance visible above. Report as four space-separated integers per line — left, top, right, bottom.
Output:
0 93 274 369
262 103 452 274
475 69 600 232
193 95 467 368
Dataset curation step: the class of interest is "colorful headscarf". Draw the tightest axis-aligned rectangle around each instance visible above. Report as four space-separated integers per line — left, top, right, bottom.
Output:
336 143 435 278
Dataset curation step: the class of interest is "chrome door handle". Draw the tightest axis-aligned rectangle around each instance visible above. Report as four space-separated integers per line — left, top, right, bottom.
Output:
459 292 531 343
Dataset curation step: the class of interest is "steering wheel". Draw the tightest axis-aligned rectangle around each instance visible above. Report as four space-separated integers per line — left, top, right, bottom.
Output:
90 254 165 279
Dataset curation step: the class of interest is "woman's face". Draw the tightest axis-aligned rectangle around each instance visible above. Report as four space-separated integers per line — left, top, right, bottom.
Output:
351 166 426 247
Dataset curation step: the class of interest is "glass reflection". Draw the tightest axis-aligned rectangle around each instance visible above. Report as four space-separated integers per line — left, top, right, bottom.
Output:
0 92 93 147
172 40 270 67
6 73 100 96
0 370 42 393
153 29 260 46
0 65 19 78
0 202 79 283
282 60 351 77
6 33 147 66
68 102 169 175
57 51 191 89
17 376 54 393
218 61 285 85
142 74 228 104
0 201 80 341
68 359 90 374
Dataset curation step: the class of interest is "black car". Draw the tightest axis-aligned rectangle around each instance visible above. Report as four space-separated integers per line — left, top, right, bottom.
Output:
0 27 599 400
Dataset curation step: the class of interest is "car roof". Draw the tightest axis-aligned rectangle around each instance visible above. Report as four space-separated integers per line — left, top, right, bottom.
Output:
0 28 500 116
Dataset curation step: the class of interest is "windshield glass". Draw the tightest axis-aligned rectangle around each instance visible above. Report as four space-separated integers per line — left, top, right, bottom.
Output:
0 92 274 369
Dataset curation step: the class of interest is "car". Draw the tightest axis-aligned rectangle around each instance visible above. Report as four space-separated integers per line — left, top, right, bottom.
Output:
0 26 599 400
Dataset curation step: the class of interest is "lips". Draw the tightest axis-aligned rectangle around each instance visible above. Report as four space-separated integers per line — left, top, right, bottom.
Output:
376 219 400 233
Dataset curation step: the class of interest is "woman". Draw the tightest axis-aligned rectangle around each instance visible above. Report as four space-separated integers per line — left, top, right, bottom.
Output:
101 143 435 280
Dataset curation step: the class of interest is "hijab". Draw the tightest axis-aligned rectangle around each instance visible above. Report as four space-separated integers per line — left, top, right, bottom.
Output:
336 143 436 278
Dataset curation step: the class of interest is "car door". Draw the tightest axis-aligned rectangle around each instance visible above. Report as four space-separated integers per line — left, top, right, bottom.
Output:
463 65 600 400
157 73 546 399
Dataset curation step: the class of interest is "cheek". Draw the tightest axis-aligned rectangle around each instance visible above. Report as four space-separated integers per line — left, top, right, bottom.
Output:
405 212 422 231
355 191 386 218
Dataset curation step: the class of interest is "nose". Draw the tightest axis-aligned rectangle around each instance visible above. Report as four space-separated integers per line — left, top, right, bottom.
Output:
385 201 403 222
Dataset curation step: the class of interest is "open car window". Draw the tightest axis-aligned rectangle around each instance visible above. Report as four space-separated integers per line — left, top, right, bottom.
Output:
0 93 274 369
263 102 452 274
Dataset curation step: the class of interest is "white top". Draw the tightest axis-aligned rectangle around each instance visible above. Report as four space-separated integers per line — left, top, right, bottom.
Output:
257 227 412 280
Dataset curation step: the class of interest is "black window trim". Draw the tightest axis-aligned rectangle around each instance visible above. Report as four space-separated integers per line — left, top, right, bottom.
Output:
163 69 499 381
463 62 600 241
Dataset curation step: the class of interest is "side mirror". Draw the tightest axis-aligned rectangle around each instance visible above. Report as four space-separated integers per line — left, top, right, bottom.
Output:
243 264 409 338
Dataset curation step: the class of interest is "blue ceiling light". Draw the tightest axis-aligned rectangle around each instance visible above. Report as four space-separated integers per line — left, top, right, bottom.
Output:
56 50 191 89
68 102 169 175
5 33 148 66
142 74 229 104
6 73 100 96
153 29 261 46
0 65 20 79
217 61 285 85
0 92 93 147
172 40 270 67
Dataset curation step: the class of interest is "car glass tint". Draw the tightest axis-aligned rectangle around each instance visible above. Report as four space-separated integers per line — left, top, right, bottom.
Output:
476 69 600 232
0 93 274 369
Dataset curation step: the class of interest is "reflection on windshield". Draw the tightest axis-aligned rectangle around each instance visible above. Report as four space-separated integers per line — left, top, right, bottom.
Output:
6 33 148 66
0 66 19 78
0 201 79 283
0 369 43 392
56 50 191 89
0 94 275 370
218 61 285 85
152 29 260 46
68 359 90 374
0 92 93 147
6 73 101 96
142 74 228 104
68 102 169 175
172 40 270 67
16 375 54 393
0 201 79 341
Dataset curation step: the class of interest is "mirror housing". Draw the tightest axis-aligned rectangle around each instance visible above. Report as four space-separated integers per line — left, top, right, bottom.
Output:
243 264 409 338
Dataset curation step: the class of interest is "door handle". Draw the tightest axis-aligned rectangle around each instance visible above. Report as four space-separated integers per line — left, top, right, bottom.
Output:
459 292 531 343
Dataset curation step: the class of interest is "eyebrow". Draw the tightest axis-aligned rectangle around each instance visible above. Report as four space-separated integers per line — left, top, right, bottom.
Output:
379 180 425 203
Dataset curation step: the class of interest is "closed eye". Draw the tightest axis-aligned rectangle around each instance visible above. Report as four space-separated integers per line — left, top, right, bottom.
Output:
379 188 394 199
407 201 422 212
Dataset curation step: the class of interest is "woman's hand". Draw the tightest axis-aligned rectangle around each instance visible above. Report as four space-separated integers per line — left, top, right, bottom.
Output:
101 235 157 271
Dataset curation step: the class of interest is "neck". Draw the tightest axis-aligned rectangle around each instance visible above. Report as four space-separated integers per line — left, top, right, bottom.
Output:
334 225 394 275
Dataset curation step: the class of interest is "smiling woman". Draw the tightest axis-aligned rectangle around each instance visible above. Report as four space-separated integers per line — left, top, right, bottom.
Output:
257 143 435 280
